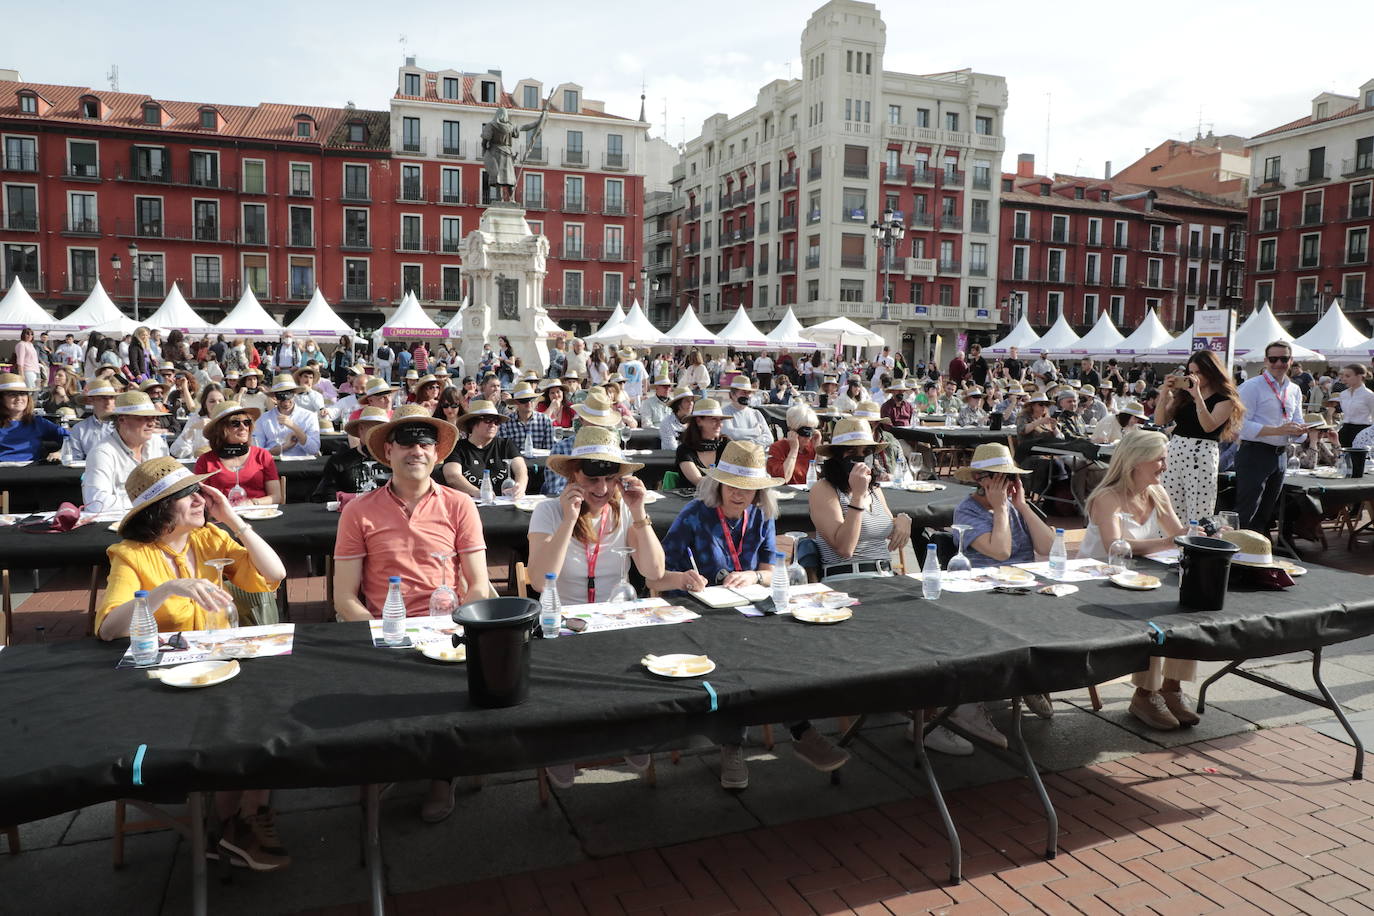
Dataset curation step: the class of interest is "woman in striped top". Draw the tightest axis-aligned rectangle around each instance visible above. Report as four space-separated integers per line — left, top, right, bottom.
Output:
808 419 912 581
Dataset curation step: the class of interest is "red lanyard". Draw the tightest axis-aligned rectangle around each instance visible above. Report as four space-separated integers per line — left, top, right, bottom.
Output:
716 507 750 572
584 506 613 603
1262 373 1293 420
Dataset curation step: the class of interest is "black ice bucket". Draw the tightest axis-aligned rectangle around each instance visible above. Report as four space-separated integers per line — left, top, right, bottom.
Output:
1173 535 1240 612
452 597 540 708
1344 447 1368 478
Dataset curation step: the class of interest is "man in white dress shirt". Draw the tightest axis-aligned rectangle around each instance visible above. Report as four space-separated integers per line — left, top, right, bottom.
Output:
720 376 774 447
1234 340 1310 532
254 374 321 457
69 378 119 461
82 392 169 512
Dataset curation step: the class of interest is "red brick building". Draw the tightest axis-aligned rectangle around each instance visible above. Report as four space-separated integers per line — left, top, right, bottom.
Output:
997 154 1245 334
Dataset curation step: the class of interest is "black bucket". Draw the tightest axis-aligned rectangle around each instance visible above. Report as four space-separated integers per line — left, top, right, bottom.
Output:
1174 535 1240 612
1344 447 1368 478
452 597 540 708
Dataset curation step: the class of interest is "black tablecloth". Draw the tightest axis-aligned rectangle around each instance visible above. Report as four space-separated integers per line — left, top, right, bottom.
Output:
888 426 1015 449
2 563 1372 824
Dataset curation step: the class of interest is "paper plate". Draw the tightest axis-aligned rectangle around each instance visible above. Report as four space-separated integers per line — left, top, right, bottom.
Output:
791 605 853 624
1274 561 1308 576
775 490 797 500
1111 572 1161 590
641 491 663 504
157 660 241 688
642 654 715 677
419 643 467 663
904 482 942 493
991 567 1035 585
514 496 548 512
237 508 282 520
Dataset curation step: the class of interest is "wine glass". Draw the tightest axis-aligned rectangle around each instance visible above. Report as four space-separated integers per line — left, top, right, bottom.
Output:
947 524 972 573
606 547 638 607
428 551 458 625
1285 444 1302 475
908 453 924 483
201 557 236 654
1107 512 1134 574
783 532 809 585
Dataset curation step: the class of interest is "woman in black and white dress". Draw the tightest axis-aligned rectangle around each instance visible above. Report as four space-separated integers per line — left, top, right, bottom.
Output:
1154 350 1243 523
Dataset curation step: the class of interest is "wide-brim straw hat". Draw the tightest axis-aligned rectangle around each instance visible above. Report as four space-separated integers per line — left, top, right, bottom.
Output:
365 404 459 469
820 375 839 386
1117 400 1147 420
138 378 166 393
111 391 163 417
884 379 908 392
348 363 370 377
668 386 695 406
963 388 985 399
343 406 391 438
79 379 120 402
292 365 321 384
618 348 637 360
202 399 261 436
1302 412 1331 430
239 368 263 380
1026 393 1050 404
1080 385 1097 396
117 456 215 536
1221 529 1282 568
456 399 508 430
269 373 302 394
433 365 451 378
562 368 581 380
728 376 757 393
705 440 785 490
570 390 621 427
413 373 439 389
405 369 420 380
546 425 645 478
851 401 882 420
691 397 725 418
539 378 567 393
510 382 538 401
362 377 395 397
816 418 888 457
652 375 674 388
953 443 1031 483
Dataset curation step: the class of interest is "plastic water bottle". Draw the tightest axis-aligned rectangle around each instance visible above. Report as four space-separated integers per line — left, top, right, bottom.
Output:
479 470 495 505
540 574 561 639
921 544 942 599
59 429 74 466
1049 528 1068 579
129 590 159 667
522 431 535 457
1187 519 1202 538
382 576 406 646
771 551 790 614
804 459 818 487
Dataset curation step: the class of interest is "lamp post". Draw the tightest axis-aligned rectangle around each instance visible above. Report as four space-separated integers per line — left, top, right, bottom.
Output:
870 207 905 321
109 251 122 300
127 242 142 321
1322 280 1334 316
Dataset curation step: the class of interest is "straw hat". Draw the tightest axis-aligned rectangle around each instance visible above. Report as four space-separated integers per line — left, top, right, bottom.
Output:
54 406 78 421
667 386 695 406
953 443 1031 483
455 399 508 431
816 418 888 457
1055 388 1079 402
362 376 395 397
538 378 566 392
1006 384 1026 395
154 361 176 374
405 369 420 381
1066 379 1082 389
570 389 622 427
727 376 756 393
292 364 321 385
79 379 120 402
117 456 215 536
851 401 882 420
202 399 261 436
963 388 985 399
820 374 839 386
364 404 459 468
1220 529 1282 568
705 441 785 490
138 377 167 393
224 371 241 383
1080 385 1097 397
348 363 370 377
1302 412 1331 430
520 369 539 383
239 368 263 380
652 373 673 388
433 365 451 379
605 373 627 385
1117 400 1148 420
510 382 538 401
269 373 302 394
884 378 908 392
343 406 390 438
1026 393 1050 405
618 347 638 360
546 425 645 478
111 391 163 417
562 368 581 380
690 397 725 418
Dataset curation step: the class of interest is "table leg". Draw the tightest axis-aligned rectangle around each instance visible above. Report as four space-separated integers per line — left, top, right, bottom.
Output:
188 793 207 916
1309 648 1365 780
912 709 962 885
1010 700 1058 858
1195 660 1242 714
364 784 385 915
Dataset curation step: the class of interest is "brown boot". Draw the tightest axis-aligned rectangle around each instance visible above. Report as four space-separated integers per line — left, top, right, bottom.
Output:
1160 689 1200 726
1129 690 1179 730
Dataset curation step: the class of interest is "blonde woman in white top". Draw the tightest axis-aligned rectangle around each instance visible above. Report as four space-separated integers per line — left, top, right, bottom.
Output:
1336 364 1374 447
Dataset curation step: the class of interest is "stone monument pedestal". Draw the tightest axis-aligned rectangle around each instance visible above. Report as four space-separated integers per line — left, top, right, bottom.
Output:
458 203 556 375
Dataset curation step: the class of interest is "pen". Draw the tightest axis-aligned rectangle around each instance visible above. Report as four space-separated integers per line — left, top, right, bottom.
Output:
687 548 700 575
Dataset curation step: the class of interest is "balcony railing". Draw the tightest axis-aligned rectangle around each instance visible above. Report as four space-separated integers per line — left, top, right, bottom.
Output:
839 254 865 269
1145 238 1177 253
971 218 990 234
807 166 821 181
969 263 988 277
937 258 960 274
1300 205 1324 226
560 243 588 260
778 214 797 231
192 282 222 300
3 213 38 231
342 186 370 202
1340 201 1372 221
398 183 430 203
972 173 992 190
289 181 313 197
601 246 629 262
843 163 869 178
342 284 371 302
438 138 467 159
562 195 587 214
65 160 101 180
779 172 798 189
441 186 467 205
601 199 627 216
3 153 39 172
562 148 586 167
941 169 965 188
288 230 313 247
1252 172 1285 192
64 216 100 235
912 166 934 184
757 220 770 234
396 233 425 253
340 234 370 251
1290 254 1322 270
520 191 544 209
882 164 911 183
401 135 426 154
1048 230 1074 244
603 151 627 171
1295 164 1329 185
804 254 820 270
1343 155 1374 177
524 145 547 165
777 258 796 273
441 236 462 253
910 212 934 229
806 210 821 225
939 215 962 231
193 220 224 242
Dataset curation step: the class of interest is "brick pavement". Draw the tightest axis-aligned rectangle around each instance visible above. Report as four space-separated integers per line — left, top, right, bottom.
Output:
298 725 1374 915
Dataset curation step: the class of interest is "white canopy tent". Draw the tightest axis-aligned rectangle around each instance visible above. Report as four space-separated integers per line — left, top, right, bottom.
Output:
802 316 885 349
985 315 1042 355
1232 303 1320 362
1293 301 1371 359
1094 308 1174 360
1057 311 1124 358
1032 314 1082 355
54 282 124 332
441 295 469 338
286 288 352 338
658 306 722 348
584 304 627 343
381 291 445 339
85 312 147 338
1136 324 1196 364
141 283 216 334
715 306 772 350
0 278 59 337
764 307 819 350
617 302 664 347
214 288 284 337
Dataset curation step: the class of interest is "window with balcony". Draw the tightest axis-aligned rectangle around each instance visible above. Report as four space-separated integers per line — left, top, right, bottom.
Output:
1260 197 1280 230
1354 137 1373 174
1047 249 1064 283
604 178 624 215
1263 156 1281 183
66 191 95 234
343 164 368 200
289 206 312 247
2 243 37 289
606 134 624 170
404 72 421 96
240 159 265 194
67 140 97 178
945 112 959 132
1085 252 1100 285
520 172 540 208
1298 278 1318 310
1258 238 1277 271
134 196 161 237
400 265 421 297
939 239 956 272
444 77 461 100
65 248 96 292
441 216 461 252
1013 210 1030 239
241 203 266 245
842 187 867 222
808 147 822 181
344 258 368 300
1254 280 1273 308
969 242 988 276
972 160 991 190
1051 214 1070 243
1146 258 1163 288
1085 217 1101 246
975 115 993 136
132 145 166 181
400 215 422 251
137 253 166 297
1147 224 1164 252
565 130 584 166
1300 233 1320 268
604 225 624 261
564 175 584 211
1302 190 1323 224
806 279 819 302
1111 254 1127 286
1011 245 1027 281
401 164 423 201
289 256 314 299
289 162 311 196
442 265 462 302
343 208 368 248
442 121 461 156
563 270 583 306
402 117 421 153
1348 227 1369 264
837 279 864 303
1305 146 1326 183
193 200 219 241
840 233 865 269
563 224 584 259
193 255 220 299
1113 220 1128 247
1351 182 1371 219
189 151 218 187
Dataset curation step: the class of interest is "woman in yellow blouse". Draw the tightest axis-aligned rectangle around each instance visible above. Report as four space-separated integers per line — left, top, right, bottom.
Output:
95 455 290 872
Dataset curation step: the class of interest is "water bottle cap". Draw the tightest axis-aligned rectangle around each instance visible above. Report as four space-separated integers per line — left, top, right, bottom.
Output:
388 575 401 584
544 573 556 580
773 551 785 560
134 590 148 598
927 543 937 552
1055 528 1065 535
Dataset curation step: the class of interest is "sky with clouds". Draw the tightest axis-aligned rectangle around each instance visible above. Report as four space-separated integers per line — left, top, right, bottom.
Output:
4 0 1369 179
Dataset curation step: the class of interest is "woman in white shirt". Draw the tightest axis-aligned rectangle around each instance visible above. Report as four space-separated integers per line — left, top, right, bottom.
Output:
1336 364 1374 448
678 351 710 394
170 384 226 458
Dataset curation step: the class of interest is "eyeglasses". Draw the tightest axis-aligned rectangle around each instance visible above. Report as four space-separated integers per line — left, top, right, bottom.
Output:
1267 355 1291 363
579 459 622 478
390 426 438 446
473 416 502 425
225 418 253 429
172 484 203 501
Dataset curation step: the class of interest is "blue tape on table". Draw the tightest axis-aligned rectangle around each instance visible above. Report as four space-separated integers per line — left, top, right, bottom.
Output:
132 744 148 786
702 681 719 712
1147 622 1166 645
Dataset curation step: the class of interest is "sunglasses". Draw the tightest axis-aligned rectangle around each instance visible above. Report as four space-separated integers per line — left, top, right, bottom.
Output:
172 483 203 501
579 459 622 478
275 393 294 401
472 416 502 425
1267 355 1291 363
225 418 253 429
390 426 438 446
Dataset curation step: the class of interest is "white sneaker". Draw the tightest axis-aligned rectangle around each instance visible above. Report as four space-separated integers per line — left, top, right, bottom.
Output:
792 727 850 772
948 704 1008 749
1023 693 1055 720
719 745 749 790
923 726 974 756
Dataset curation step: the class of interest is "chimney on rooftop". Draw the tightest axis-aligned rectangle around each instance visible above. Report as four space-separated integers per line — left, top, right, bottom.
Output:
1017 153 1035 178
1104 161 1112 179
405 55 416 66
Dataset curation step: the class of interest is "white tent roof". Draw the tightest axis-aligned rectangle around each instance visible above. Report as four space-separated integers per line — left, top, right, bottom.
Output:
85 312 146 338
616 302 663 347
0 278 58 337
55 282 124 331
584 304 627 342
1032 314 1081 355
1294 301 1371 358
1233 303 1320 361
1098 308 1174 359
985 315 1041 355
382 291 444 338
287 288 352 337
142 283 215 333
214 288 283 337
442 295 469 337
1056 311 1124 358
764 307 819 350
659 306 722 347
803 316 885 348
1137 323 1196 364
715 307 771 349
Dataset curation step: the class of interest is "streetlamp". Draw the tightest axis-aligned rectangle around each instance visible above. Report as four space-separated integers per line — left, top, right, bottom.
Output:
109 251 122 294
1322 280 1334 316
870 207 905 321
128 242 142 321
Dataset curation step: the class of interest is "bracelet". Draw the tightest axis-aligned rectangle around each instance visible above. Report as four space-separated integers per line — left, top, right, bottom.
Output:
236 523 253 537
632 515 652 528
